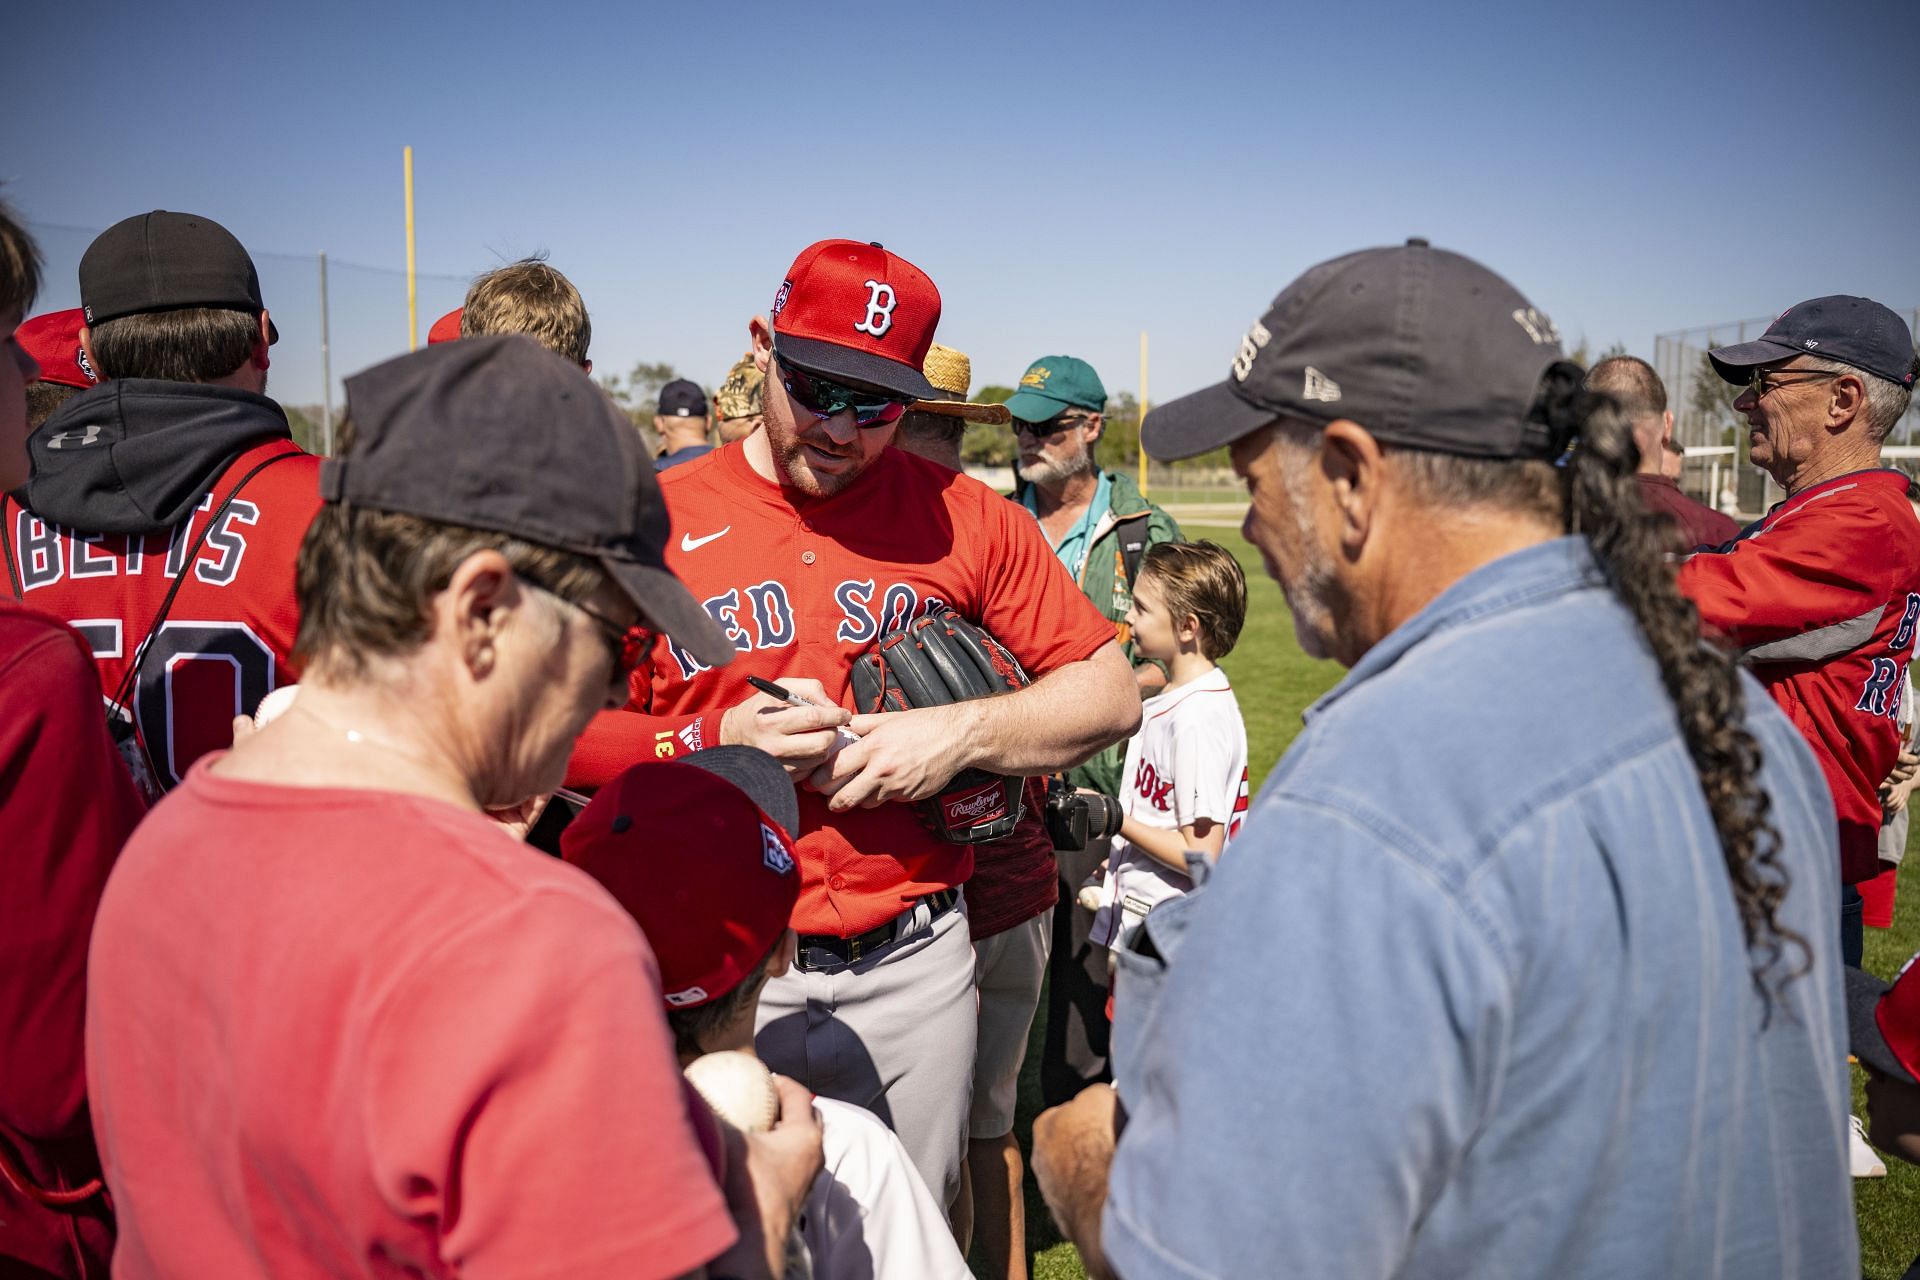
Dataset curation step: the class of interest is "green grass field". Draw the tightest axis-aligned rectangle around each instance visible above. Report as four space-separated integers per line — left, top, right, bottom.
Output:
985 524 1920 1280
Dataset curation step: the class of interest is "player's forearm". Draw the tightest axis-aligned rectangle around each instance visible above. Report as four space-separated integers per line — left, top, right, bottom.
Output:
567 707 709 789
960 641 1140 775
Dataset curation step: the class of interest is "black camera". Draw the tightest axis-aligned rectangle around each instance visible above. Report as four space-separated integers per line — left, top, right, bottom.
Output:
1042 777 1124 852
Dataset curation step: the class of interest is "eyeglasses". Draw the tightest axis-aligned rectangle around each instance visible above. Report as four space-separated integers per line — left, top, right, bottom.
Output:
776 357 913 428
1746 367 1844 399
1012 413 1086 438
515 567 655 675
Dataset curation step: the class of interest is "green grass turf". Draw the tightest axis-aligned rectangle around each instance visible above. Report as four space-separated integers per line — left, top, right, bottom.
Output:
985 525 1920 1279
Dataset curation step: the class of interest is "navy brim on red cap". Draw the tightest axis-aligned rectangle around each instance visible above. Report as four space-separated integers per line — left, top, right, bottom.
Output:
1141 379 1284 462
1708 338 1801 385
774 334 937 401
1846 965 1916 1085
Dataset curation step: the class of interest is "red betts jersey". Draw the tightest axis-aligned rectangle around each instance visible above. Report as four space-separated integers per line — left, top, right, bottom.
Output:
569 443 1115 937
2 439 320 791
1678 468 1920 884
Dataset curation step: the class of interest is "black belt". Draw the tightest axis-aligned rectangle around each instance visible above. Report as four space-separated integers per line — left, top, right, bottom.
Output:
796 888 960 971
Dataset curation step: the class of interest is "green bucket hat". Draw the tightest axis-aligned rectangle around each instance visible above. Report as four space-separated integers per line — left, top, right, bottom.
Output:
1004 355 1106 423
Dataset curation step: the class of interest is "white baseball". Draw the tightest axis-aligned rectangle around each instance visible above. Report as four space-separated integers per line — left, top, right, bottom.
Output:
254 685 300 729
684 1050 779 1134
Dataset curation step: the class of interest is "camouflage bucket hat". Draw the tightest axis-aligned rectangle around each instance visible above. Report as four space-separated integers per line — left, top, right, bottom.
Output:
714 354 765 419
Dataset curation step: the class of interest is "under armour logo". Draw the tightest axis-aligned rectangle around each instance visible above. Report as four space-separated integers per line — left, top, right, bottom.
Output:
1232 320 1272 382
1302 367 1341 402
853 280 896 337
46 425 104 449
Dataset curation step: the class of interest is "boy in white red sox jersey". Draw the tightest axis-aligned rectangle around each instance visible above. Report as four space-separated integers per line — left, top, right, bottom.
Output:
1092 541 1250 952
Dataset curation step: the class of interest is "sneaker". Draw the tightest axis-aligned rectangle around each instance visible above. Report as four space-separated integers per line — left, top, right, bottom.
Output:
1852 1114 1887 1178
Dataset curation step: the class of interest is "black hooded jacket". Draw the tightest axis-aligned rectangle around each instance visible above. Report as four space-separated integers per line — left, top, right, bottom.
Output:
24 380 295 536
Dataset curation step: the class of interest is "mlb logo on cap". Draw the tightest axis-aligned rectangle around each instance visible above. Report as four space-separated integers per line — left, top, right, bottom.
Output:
769 239 940 400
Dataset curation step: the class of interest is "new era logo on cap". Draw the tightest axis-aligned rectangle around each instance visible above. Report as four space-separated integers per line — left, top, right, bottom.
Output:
768 239 940 401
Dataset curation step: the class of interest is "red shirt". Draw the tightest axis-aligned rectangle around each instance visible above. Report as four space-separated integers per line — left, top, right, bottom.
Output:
1634 474 1741 551
86 764 734 1279
1678 469 1920 883
967 780 1060 940
2 439 319 791
569 444 1114 936
0 605 145 1279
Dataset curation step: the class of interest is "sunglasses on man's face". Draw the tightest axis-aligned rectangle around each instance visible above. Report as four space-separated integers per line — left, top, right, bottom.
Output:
776 358 912 428
1745 366 1844 400
1012 413 1086 438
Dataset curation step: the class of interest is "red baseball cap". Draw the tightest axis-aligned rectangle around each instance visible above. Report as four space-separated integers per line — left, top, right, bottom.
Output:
1849 952 1920 1084
17 309 98 390
562 757 800 1009
769 239 940 400
427 307 463 346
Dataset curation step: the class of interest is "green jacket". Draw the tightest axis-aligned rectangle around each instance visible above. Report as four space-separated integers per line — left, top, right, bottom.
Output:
1012 468 1183 797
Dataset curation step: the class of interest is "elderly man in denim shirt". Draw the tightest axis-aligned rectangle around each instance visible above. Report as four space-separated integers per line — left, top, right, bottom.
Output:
1030 241 1855 1279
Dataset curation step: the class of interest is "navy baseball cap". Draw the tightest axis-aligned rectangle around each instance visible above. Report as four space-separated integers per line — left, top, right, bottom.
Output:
1708 296 1916 389
320 334 734 666
657 378 708 418
79 211 278 344
1143 239 1566 461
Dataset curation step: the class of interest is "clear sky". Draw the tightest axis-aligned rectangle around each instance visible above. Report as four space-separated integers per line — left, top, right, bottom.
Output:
8 0 1917 414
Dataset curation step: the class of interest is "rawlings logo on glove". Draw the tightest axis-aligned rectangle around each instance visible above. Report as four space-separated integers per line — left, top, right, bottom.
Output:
849 608 1028 843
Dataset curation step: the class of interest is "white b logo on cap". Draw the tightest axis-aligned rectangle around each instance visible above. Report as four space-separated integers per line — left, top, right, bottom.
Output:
854 280 896 338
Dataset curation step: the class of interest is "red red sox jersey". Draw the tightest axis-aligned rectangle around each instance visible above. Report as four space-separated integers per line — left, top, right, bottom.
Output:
1090 666 1249 950
1677 468 1920 884
568 443 1116 937
1 440 319 792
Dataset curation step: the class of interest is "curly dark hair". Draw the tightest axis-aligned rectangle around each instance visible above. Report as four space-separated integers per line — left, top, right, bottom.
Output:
1386 362 1810 1006
1543 361 1809 1004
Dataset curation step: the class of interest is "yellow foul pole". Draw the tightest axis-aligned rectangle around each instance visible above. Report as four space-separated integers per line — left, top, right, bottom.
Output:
1138 331 1150 496
404 146 418 351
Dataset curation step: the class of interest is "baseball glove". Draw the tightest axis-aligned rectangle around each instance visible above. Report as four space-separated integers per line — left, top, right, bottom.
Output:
849 607 1029 843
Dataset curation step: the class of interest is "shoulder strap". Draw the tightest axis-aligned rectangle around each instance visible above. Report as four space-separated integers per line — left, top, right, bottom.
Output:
107 447 303 716
1114 512 1154 589
0 494 21 602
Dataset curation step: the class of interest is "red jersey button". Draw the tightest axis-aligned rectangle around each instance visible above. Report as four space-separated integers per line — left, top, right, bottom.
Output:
829 874 847 890
802 550 817 565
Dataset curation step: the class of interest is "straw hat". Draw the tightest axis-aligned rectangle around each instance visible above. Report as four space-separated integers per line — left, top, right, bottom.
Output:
910 344 1012 425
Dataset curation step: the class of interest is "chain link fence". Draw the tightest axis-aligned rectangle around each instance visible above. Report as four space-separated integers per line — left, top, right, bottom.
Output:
27 221 471 455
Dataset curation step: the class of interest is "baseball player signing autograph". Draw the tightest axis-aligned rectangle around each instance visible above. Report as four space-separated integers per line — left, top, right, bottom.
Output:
569 238 1140 1211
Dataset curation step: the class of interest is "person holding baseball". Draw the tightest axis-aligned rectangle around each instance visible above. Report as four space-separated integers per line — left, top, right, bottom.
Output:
85 336 823 1280
566 238 1141 1217
563 749 969 1280
1033 240 1855 1278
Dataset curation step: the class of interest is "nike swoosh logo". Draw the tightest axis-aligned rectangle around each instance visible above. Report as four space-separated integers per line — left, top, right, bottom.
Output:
680 527 731 552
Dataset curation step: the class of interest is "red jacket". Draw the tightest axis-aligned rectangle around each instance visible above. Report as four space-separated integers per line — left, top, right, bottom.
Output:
0 605 146 1277
1678 469 1920 883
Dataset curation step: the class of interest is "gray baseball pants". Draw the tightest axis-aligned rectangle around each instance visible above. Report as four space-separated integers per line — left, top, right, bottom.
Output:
754 894 976 1213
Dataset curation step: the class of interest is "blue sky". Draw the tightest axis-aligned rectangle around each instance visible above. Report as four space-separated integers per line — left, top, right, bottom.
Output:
9 0 1917 414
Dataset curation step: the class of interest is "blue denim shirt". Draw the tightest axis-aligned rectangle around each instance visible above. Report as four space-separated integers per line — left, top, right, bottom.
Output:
1105 538 1856 1280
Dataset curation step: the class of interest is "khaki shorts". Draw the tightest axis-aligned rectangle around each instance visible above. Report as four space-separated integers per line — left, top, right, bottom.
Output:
969 911 1052 1139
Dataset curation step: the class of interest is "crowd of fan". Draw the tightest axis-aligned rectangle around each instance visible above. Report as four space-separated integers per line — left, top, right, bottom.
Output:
3 198 1920 1280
